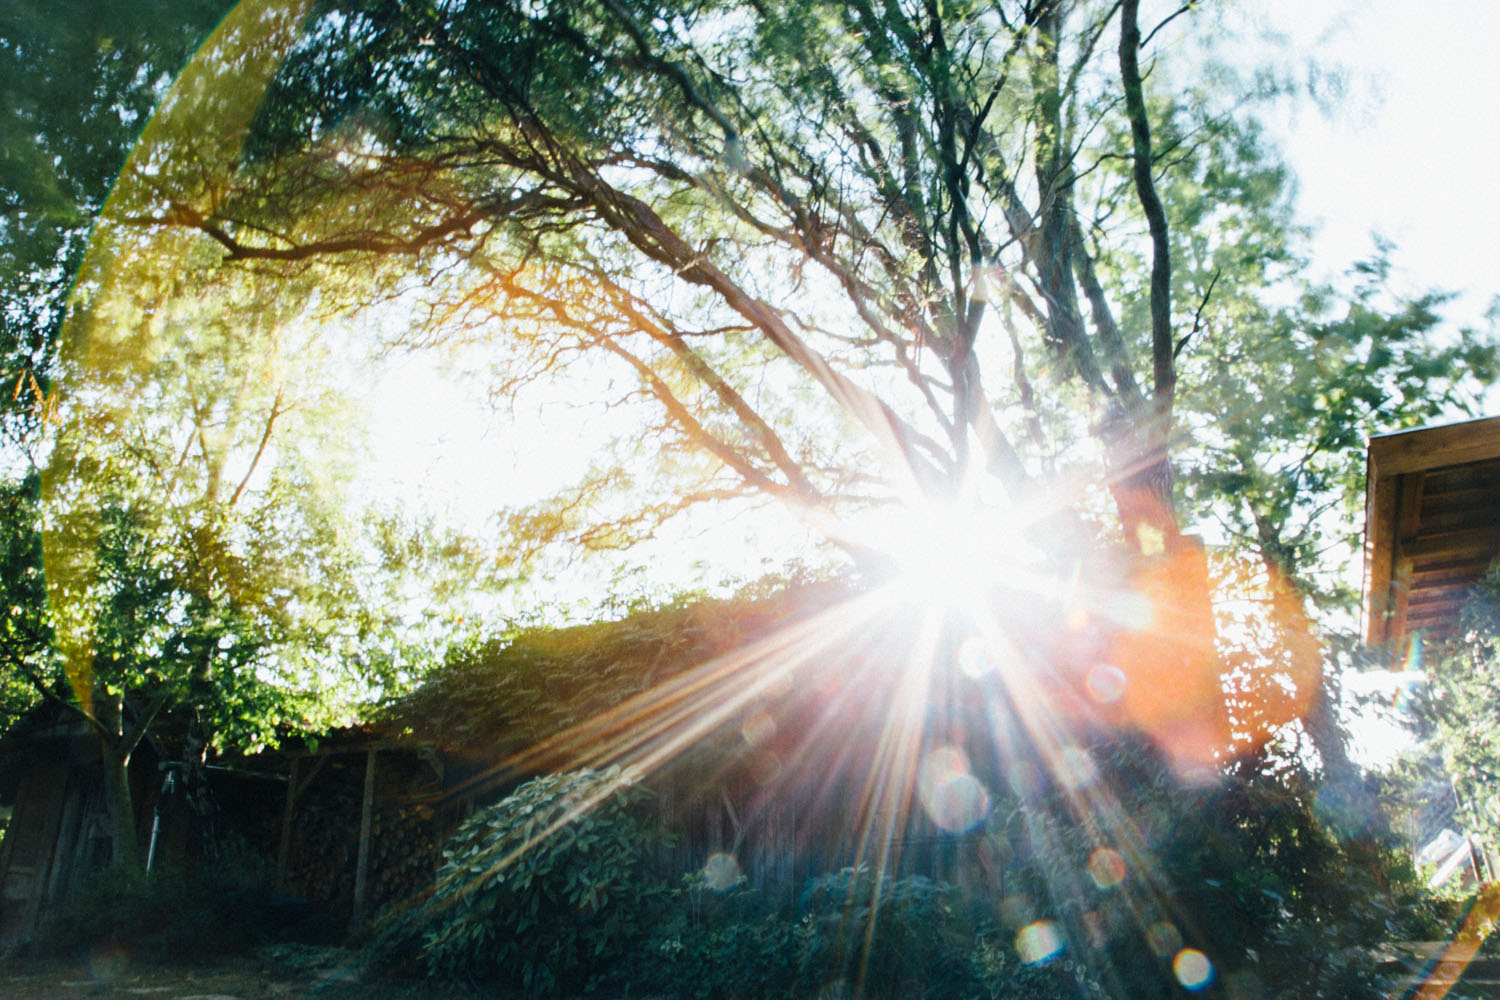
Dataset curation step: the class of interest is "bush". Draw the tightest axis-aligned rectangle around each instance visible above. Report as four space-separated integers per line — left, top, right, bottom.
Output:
38 847 277 960
627 872 805 999
798 867 979 998
402 766 671 996
629 866 1070 1000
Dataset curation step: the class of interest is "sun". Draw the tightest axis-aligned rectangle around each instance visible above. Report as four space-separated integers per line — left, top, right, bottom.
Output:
853 492 1053 618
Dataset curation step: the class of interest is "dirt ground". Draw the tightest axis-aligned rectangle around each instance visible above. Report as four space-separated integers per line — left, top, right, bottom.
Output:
0 945 473 1000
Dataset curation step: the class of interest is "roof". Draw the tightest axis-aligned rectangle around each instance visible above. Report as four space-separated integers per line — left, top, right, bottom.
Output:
1364 416 1500 648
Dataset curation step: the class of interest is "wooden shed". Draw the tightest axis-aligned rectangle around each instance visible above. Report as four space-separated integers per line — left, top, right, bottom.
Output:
0 704 159 940
1364 416 1500 650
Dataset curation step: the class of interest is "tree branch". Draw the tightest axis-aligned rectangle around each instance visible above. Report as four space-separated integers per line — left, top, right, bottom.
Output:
1176 268 1220 360
1119 0 1174 415
229 387 287 508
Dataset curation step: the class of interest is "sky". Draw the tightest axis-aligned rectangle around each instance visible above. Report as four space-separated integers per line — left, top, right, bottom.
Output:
1253 0 1500 332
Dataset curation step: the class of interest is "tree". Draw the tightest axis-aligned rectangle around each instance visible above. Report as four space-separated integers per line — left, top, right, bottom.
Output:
1 0 514 865
32 295 358 863
2 0 240 864
120 1 1208 540
55 0 1496 821
1180 245 1496 793
33 225 520 864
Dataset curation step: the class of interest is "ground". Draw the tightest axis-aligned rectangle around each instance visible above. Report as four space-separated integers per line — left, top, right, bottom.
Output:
0 946 471 1000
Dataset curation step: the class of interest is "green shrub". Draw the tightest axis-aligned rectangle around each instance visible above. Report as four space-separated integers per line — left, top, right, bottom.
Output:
407 766 671 996
628 872 806 999
38 847 276 960
629 866 1071 1000
797 867 974 997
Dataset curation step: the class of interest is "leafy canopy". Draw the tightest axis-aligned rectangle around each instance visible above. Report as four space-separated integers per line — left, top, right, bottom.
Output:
91 0 1490 607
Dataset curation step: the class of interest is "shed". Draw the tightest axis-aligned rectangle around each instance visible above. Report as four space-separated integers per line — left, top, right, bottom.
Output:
0 703 159 940
1364 415 1500 650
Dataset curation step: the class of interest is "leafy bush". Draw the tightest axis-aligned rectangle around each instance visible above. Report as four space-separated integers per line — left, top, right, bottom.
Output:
376 740 1437 999
38 847 277 960
798 867 982 998
964 734 1438 1000
405 766 671 996
627 866 1069 1000
633 884 806 1000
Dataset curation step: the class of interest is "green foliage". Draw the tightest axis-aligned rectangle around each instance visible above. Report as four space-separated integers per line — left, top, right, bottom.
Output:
963 735 1441 1000
1399 566 1500 853
36 849 277 960
382 585 838 753
362 734 1440 999
629 875 807 999
0 473 51 724
1180 246 1500 616
404 767 671 996
631 868 1065 1000
0 0 238 442
794 867 1043 1000
1187 770 1441 998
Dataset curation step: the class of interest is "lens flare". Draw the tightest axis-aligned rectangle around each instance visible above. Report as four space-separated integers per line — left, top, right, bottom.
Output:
1087 847 1126 889
1015 920 1064 964
1007 761 1043 798
1056 746 1097 789
1085 663 1127 704
702 852 741 891
741 710 776 745
1173 948 1214 990
1147 921 1182 957
957 634 1000 678
1000 893 1033 929
918 746 992 832
749 750 783 785
851 492 1049 616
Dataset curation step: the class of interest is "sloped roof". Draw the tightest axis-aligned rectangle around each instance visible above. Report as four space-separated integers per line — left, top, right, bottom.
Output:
1364 416 1500 648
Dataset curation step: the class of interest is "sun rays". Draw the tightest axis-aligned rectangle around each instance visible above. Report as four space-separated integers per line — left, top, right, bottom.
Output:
404 480 1272 994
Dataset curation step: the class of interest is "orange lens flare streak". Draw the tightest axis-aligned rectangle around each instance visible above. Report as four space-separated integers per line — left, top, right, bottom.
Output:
1406 882 1500 1000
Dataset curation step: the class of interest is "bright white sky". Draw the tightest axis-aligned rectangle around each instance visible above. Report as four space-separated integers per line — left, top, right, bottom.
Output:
1252 0 1500 331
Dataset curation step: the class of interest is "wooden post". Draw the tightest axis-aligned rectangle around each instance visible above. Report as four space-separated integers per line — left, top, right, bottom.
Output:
276 757 300 893
351 749 378 931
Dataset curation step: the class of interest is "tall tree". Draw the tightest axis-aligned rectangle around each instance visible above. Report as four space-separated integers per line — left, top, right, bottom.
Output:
2 0 508 865
75 0 1495 775
2 0 238 864
1183 250 1496 790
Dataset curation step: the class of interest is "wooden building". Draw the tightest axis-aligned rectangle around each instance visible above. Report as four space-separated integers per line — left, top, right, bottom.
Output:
1364 416 1500 651
0 704 159 940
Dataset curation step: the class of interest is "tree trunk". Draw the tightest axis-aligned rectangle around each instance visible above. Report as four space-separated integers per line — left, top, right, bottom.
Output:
93 692 141 868
99 736 140 868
